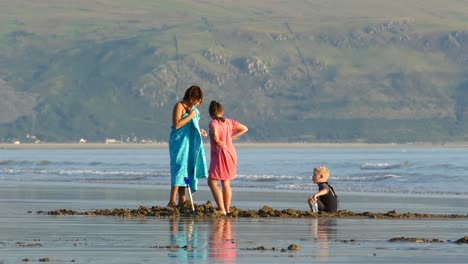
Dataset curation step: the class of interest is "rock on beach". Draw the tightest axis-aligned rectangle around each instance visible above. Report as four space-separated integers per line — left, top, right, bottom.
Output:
39 201 468 219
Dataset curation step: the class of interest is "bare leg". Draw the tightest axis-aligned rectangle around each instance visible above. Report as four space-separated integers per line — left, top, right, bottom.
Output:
307 196 314 211
221 180 232 213
177 187 186 206
208 178 226 214
317 200 325 212
167 186 179 207
308 198 325 212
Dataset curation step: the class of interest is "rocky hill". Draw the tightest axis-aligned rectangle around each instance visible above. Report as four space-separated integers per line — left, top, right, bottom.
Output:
0 0 467 143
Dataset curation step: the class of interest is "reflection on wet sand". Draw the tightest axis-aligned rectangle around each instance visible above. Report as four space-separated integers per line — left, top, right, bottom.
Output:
209 218 237 263
168 217 207 261
310 218 337 260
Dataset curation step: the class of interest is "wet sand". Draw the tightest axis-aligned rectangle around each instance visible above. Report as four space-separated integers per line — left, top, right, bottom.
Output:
0 182 467 263
42 201 467 219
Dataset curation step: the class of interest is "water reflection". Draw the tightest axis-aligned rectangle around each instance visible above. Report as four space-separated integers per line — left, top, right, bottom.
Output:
310 218 337 260
208 218 237 263
168 216 206 261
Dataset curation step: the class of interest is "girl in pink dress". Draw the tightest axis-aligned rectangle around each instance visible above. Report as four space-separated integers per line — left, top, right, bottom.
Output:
208 101 248 215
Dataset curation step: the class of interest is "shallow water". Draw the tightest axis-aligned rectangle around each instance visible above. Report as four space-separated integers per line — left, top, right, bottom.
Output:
1 147 468 195
1 147 467 263
0 183 467 263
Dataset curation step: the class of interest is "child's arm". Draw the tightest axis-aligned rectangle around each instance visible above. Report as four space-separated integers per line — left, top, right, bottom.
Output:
200 128 207 138
232 123 248 140
172 102 195 129
309 188 329 203
210 126 224 147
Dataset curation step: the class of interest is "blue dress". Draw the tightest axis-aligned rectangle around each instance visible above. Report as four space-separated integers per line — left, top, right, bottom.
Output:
169 107 208 192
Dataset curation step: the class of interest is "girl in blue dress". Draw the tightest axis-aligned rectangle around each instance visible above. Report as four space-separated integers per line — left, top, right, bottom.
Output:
168 85 208 208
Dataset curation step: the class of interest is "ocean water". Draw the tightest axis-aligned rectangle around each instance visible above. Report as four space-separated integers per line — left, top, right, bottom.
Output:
1 146 467 196
1 146 468 263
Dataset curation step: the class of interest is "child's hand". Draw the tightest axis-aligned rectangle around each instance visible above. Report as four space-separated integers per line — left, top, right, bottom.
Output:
187 108 196 119
200 129 207 138
308 195 316 203
309 194 319 203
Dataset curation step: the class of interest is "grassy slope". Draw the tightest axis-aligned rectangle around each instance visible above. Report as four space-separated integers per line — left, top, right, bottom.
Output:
2 0 468 37
0 0 467 142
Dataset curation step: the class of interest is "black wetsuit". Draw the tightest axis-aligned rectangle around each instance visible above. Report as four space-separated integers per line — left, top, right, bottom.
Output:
317 182 338 213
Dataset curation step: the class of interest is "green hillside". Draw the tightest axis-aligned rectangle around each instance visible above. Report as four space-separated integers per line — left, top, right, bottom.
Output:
0 0 467 143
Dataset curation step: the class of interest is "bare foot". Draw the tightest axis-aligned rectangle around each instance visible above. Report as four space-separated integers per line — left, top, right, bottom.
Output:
166 202 177 209
177 201 189 208
216 209 227 215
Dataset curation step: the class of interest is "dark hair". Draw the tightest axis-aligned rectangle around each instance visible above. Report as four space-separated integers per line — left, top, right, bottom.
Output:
209 101 225 122
183 85 203 104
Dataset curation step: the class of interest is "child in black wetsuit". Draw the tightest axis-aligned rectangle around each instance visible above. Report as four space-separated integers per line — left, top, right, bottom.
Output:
308 166 338 213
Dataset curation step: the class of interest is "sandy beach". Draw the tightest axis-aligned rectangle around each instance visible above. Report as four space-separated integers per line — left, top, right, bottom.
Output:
1 145 467 263
1 181 467 263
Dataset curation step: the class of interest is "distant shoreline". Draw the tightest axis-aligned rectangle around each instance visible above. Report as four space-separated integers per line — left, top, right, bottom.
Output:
1 141 467 149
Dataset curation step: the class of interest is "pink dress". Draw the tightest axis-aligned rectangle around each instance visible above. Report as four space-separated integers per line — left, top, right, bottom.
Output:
208 119 239 180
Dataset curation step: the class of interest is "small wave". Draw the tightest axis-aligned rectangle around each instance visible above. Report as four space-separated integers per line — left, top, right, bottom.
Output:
117 162 149 166
1 160 69 166
1 168 167 178
278 184 315 190
361 162 408 170
334 174 401 182
0 159 155 167
236 174 304 182
80 176 146 181
0 160 33 165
